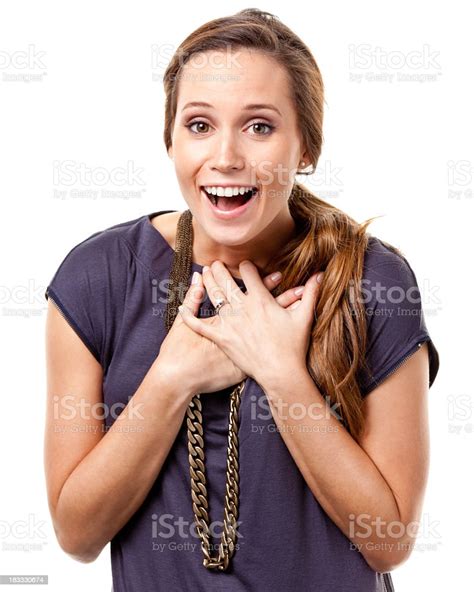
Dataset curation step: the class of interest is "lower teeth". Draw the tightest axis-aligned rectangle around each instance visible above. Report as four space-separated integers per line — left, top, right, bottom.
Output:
207 190 255 209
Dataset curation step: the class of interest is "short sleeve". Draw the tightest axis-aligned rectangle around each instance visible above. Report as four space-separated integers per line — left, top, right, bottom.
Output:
44 230 111 366
356 237 440 397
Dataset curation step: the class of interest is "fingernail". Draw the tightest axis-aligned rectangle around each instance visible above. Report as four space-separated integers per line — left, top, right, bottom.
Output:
271 271 282 281
316 272 324 284
203 265 210 273
294 286 304 296
192 271 199 285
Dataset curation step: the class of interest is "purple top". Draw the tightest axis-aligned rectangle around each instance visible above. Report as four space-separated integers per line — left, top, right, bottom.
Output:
45 210 439 591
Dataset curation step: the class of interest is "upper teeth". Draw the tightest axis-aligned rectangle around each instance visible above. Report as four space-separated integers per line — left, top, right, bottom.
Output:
203 186 255 197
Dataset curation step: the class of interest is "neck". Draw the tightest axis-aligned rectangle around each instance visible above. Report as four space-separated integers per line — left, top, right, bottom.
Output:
191 207 296 279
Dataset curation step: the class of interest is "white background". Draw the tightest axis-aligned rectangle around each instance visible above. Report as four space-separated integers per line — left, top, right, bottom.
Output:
0 1 471 590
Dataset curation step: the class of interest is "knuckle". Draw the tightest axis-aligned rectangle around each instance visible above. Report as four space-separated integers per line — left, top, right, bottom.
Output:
209 285 223 300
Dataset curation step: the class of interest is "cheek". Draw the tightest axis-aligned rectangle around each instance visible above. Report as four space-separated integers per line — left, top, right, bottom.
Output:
258 147 296 189
173 162 196 195
258 162 295 200
172 125 199 157
173 145 201 182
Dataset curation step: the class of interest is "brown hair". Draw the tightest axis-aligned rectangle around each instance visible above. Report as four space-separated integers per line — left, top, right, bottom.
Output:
162 8 401 441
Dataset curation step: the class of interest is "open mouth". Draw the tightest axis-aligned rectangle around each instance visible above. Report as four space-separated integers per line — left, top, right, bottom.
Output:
201 186 259 212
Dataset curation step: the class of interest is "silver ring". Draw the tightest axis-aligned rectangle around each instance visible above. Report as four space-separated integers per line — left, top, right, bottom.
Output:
214 298 227 314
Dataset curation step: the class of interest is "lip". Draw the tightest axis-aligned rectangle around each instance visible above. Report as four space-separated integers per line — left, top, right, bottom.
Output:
201 186 259 220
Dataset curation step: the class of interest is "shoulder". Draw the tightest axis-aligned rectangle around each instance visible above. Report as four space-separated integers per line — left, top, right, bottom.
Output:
68 214 140 256
149 211 182 250
357 234 439 395
45 215 147 367
363 235 415 278
45 215 144 302
52 215 142 270
360 235 421 309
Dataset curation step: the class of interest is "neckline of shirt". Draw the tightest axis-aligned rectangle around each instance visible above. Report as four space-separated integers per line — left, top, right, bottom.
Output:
143 211 246 287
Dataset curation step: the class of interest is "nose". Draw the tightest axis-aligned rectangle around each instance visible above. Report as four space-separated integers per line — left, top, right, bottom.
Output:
209 132 245 172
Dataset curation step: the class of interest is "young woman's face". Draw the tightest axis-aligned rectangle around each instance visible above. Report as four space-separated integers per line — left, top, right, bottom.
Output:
169 48 307 249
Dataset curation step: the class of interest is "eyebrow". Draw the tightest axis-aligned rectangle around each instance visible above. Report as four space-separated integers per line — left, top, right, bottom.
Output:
181 101 282 116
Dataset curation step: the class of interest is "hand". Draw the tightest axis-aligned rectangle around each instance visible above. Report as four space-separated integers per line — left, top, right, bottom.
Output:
178 260 324 387
155 266 314 397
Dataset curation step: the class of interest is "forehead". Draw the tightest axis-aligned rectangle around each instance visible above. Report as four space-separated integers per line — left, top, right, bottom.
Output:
176 48 293 112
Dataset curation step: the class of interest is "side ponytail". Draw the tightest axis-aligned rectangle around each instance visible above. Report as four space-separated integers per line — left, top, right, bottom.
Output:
267 182 381 439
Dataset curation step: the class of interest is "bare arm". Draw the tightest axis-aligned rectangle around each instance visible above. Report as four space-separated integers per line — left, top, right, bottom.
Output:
44 270 303 563
258 342 430 573
44 300 193 563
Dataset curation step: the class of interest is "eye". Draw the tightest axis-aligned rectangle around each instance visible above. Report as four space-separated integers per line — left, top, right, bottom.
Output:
184 119 275 136
186 120 211 134
248 122 274 136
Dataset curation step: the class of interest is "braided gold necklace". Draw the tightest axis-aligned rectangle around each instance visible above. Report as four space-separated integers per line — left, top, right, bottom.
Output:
164 209 245 571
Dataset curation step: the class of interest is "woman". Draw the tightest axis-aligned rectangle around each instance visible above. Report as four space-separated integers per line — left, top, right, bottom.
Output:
44 8 439 591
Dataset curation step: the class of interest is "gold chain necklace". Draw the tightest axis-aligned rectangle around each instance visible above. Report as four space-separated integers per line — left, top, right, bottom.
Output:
164 209 245 571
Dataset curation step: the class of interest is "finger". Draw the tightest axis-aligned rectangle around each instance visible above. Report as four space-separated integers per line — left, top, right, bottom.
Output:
294 272 324 320
211 262 283 298
288 300 302 310
262 270 282 291
202 265 233 310
274 285 305 308
178 302 219 342
181 271 206 316
239 260 272 299
209 260 245 305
